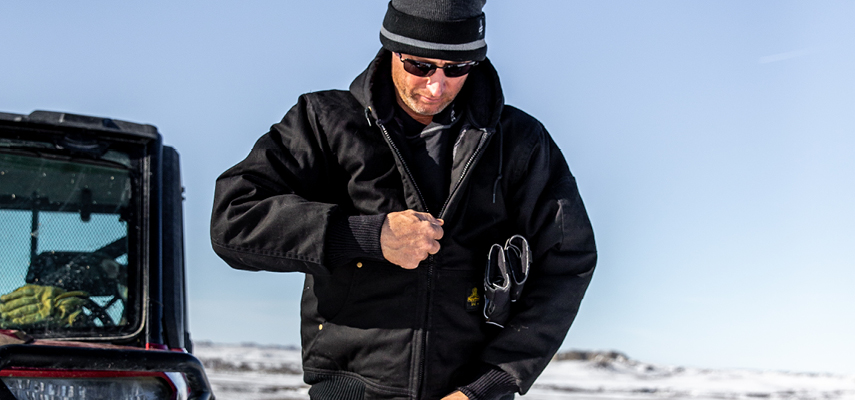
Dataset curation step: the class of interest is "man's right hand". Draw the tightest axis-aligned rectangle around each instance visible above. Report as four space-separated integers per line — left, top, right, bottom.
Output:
381 210 444 269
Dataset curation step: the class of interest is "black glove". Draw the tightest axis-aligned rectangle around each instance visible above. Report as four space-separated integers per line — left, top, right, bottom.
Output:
504 235 530 302
483 235 531 328
483 243 511 327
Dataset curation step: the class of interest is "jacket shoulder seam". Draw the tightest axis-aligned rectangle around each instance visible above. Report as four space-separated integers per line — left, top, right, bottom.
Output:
303 90 362 116
499 105 548 184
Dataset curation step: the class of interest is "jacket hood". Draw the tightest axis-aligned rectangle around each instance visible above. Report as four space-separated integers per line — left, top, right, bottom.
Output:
350 48 504 130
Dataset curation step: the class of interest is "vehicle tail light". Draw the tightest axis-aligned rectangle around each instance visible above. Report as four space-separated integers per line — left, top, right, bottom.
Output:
1 370 189 400
3 376 168 400
0 345 209 400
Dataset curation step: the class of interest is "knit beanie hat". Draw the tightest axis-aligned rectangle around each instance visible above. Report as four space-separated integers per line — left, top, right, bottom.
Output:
380 0 487 62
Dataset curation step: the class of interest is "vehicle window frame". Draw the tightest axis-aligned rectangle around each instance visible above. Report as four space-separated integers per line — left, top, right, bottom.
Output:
0 128 149 341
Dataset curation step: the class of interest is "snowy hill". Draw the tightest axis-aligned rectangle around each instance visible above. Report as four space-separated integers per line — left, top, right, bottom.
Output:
193 342 855 400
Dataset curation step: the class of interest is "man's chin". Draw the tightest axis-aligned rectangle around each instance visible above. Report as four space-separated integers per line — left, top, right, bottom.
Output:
413 103 449 117
400 95 452 118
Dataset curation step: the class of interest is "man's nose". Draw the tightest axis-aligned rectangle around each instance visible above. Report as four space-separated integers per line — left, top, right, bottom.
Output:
425 71 446 96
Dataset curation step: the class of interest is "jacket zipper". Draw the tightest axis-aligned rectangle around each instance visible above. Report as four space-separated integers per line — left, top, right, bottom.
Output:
374 116 433 398
375 114 491 398
438 128 491 218
419 255 434 399
376 119 430 215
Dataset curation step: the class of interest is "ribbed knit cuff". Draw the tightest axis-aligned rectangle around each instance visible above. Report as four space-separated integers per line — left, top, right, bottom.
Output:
458 367 517 400
324 214 387 269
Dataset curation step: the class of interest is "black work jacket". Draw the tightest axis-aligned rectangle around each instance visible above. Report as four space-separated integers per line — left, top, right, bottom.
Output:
210 50 597 400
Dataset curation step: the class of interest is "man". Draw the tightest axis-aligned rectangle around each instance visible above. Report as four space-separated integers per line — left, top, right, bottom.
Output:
210 1 596 399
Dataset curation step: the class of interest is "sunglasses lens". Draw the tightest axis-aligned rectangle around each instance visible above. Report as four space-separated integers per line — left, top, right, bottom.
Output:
399 54 476 78
403 60 434 77
443 64 474 77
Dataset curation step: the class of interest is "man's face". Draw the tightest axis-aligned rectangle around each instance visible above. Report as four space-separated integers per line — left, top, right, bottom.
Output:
391 53 471 124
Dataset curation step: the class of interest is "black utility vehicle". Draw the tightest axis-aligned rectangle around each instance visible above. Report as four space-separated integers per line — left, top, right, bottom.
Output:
0 111 213 399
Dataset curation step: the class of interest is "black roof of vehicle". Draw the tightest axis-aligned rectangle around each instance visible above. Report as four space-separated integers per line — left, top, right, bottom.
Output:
0 110 159 140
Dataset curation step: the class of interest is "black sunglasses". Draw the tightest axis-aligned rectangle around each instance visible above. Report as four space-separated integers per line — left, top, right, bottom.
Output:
396 53 478 78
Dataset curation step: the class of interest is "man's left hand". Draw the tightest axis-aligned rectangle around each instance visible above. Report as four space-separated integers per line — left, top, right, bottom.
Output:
441 391 469 400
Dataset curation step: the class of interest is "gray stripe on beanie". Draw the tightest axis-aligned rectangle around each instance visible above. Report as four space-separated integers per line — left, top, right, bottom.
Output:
381 27 486 52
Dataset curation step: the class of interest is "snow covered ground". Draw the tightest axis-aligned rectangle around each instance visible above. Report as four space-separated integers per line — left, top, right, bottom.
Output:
193 342 855 400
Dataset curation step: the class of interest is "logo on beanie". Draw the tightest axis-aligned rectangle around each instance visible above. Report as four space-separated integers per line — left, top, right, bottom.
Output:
479 17 484 37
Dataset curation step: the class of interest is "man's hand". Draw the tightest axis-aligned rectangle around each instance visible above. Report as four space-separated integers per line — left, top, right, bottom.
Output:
381 210 444 269
441 391 469 400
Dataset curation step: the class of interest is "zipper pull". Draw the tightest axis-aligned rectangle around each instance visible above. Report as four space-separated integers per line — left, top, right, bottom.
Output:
364 108 374 127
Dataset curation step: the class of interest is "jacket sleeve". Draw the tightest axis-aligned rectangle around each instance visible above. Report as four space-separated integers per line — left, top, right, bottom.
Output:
481 119 597 394
210 94 343 276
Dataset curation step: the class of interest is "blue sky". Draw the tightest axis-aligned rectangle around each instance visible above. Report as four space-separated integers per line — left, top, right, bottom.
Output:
2 1 853 375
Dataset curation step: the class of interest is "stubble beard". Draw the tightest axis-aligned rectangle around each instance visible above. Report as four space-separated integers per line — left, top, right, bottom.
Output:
400 88 453 117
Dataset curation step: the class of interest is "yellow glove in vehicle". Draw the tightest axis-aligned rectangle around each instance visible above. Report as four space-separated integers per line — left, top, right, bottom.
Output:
0 285 89 327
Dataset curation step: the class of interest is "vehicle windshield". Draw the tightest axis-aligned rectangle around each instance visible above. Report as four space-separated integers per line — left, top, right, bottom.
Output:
0 143 138 337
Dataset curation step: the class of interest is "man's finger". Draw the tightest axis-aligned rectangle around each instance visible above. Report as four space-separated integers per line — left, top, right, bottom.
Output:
400 260 420 270
427 239 441 255
415 211 441 224
431 224 444 240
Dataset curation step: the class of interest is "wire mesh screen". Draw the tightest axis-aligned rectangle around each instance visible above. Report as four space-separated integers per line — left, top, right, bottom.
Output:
34 211 129 326
0 210 33 296
1 149 133 332
0 209 129 328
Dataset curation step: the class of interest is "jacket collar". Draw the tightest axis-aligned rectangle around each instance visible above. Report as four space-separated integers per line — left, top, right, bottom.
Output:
350 48 504 131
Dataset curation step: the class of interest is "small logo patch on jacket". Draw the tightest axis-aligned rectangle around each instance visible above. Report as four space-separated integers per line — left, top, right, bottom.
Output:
466 287 481 312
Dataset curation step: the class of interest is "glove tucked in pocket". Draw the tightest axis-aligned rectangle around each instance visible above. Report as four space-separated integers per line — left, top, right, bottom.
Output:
483 243 511 327
483 235 531 328
504 235 531 303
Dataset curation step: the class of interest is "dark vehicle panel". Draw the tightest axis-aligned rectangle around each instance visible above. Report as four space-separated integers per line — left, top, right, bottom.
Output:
0 111 213 399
